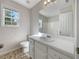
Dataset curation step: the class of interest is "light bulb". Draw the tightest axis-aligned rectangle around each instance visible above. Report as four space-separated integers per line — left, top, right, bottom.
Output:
44 1 47 5
47 0 51 2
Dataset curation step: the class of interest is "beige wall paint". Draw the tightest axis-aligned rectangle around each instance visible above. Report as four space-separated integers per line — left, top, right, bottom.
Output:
0 0 30 55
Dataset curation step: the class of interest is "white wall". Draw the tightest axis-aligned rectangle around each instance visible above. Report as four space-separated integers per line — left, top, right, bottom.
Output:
0 0 30 55
30 3 41 35
30 0 45 35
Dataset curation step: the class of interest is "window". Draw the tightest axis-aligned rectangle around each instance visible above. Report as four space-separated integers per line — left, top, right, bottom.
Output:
2 8 20 27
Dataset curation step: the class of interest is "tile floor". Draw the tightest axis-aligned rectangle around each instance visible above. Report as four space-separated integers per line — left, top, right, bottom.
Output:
0 48 30 59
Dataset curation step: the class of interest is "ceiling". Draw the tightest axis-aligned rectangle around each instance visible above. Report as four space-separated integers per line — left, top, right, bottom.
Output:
39 2 60 17
12 0 41 9
39 0 73 17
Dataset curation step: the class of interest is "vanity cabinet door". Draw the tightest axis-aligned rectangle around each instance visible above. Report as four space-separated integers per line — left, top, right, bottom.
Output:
59 54 72 59
35 41 47 53
48 47 59 59
35 41 47 59
35 47 47 59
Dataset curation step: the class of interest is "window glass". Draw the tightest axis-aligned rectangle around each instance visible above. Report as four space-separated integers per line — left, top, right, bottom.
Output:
3 8 19 26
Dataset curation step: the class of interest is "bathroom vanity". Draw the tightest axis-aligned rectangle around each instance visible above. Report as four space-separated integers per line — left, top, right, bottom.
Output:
29 36 75 59
29 0 75 59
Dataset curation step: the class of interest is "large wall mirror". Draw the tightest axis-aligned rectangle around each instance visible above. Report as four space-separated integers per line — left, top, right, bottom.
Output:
38 0 74 37
39 14 59 37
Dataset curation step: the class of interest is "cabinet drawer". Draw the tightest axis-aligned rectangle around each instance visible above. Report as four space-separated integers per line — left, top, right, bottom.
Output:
35 41 47 53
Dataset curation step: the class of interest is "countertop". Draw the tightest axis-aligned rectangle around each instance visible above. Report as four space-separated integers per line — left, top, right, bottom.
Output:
29 35 75 58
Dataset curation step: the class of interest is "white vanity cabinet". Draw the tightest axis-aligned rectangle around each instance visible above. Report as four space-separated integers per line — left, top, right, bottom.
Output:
35 41 47 59
58 54 72 59
48 47 60 59
35 47 47 59
29 38 74 59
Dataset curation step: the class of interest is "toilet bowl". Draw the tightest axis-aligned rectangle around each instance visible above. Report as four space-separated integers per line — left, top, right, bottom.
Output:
20 41 29 56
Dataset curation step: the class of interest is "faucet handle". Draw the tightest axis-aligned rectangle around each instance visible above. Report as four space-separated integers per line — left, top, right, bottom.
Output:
47 35 51 38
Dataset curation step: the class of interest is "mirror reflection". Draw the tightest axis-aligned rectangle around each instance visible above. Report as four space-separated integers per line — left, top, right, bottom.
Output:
39 14 59 37
38 5 74 37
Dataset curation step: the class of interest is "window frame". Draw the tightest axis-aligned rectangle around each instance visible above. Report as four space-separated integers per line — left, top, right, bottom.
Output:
1 7 20 27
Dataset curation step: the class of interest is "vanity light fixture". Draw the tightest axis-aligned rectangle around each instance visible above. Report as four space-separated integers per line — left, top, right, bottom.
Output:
44 0 56 6
47 0 51 2
44 1 47 5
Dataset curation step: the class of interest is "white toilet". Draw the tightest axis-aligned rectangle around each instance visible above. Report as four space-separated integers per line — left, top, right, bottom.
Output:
20 41 30 57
